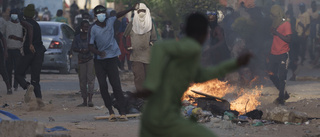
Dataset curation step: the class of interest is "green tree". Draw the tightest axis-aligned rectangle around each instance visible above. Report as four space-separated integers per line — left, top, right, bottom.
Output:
107 0 220 30
175 0 219 19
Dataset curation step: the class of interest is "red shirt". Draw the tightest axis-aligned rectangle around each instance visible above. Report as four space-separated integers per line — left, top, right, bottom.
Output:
271 21 292 55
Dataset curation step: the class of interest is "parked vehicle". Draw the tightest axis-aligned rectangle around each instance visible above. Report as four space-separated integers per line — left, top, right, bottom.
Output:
38 21 78 74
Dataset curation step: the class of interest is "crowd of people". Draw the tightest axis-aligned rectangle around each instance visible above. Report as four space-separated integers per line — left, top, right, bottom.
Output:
207 1 320 105
1 1 320 136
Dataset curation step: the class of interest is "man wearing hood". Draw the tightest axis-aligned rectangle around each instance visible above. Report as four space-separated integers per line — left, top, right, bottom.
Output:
269 5 291 105
123 3 157 91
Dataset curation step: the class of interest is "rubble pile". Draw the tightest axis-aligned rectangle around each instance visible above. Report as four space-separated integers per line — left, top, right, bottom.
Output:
266 107 308 123
181 92 312 130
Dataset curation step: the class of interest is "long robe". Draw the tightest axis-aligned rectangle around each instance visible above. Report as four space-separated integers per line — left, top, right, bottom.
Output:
140 37 239 137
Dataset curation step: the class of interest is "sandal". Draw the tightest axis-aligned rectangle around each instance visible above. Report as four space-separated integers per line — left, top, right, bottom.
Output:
109 114 117 122
119 115 128 121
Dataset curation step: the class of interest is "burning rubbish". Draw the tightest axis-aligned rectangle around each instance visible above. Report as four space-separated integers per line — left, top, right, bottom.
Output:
182 78 262 114
180 79 313 130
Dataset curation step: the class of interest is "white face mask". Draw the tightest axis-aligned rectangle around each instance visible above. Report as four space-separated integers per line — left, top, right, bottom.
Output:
97 13 106 22
166 25 170 31
138 12 146 18
11 14 18 21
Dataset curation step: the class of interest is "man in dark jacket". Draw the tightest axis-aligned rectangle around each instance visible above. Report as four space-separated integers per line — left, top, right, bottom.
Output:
15 4 46 108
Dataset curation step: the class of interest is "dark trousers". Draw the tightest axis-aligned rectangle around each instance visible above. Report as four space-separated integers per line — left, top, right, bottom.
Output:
298 36 307 63
309 37 317 60
15 52 44 98
94 57 126 115
289 34 299 71
6 49 22 88
78 59 95 99
268 53 289 100
0 48 9 83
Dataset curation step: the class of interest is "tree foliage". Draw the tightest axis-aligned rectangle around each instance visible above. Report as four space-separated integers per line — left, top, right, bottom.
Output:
107 0 220 28
175 0 219 19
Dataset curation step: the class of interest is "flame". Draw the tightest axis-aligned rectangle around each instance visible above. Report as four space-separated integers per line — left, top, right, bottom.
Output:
230 86 262 114
182 79 262 115
267 71 274 76
249 76 258 87
182 79 234 103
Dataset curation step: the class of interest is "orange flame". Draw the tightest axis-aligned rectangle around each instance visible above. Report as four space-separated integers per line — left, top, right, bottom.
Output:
182 79 234 103
230 86 262 114
182 79 262 115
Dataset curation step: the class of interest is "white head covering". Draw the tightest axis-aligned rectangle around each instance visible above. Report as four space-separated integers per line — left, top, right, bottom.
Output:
132 3 152 34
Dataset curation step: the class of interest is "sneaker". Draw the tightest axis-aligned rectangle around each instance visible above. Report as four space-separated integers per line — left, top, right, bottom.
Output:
88 101 94 107
108 114 117 122
119 115 128 121
7 89 12 95
24 85 34 103
36 98 45 108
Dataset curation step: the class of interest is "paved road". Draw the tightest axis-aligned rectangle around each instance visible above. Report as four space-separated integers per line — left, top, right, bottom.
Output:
0 70 135 94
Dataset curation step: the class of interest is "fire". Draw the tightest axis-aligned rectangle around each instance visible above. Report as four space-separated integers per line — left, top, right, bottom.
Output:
182 79 262 115
230 86 262 114
182 79 234 103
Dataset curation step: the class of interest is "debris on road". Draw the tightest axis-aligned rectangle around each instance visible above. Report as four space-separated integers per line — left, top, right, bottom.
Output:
94 106 104 110
49 117 55 122
94 114 141 120
45 126 69 132
266 107 308 123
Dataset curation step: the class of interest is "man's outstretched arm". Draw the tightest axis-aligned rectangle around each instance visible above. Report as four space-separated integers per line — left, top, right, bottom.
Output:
116 3 138 18
195 53 252 83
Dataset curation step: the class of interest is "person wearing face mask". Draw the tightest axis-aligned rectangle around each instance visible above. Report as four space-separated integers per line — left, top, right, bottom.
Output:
72 20 95 107
42 7 51 21
202 11 231 67
161 21 175 40
2 9 33 94
88 4 138 122
123 3 157 92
